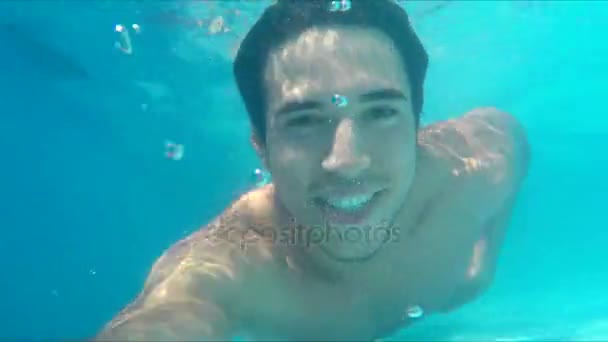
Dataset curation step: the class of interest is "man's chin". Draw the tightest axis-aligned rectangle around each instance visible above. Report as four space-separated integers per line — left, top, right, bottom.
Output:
318 243 384 264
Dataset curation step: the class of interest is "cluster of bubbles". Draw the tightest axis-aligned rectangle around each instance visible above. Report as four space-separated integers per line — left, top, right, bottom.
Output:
114 23 184 161
328 0 352 12
114 23 141 55
149 2 250 60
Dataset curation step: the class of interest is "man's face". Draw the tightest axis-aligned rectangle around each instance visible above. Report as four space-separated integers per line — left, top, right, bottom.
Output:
260 26 417 262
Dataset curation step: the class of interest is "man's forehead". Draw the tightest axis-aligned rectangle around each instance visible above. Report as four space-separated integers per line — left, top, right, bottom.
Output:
268 26 401 69
264 26 409 108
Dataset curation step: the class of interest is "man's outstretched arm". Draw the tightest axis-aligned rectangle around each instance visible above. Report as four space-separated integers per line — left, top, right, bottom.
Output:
96 294 230 341
95 228 239 341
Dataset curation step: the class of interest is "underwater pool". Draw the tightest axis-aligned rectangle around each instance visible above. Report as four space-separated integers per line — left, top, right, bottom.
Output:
0 1 606 340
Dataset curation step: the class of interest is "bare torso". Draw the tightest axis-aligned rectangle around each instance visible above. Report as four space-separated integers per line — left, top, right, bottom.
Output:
221 191 485 340
97 108 528 341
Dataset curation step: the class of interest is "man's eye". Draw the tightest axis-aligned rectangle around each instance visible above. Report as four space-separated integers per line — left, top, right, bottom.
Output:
286 115 326 127
366 106 399 120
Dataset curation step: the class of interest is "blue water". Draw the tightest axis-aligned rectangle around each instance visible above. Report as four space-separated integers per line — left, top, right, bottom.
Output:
1 1 606 340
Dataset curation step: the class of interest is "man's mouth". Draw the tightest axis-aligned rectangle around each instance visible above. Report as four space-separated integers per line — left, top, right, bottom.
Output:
326 194 374 211
313 190 384 225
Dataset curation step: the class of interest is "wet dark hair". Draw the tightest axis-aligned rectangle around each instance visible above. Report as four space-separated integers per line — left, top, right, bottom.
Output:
233 0 429 143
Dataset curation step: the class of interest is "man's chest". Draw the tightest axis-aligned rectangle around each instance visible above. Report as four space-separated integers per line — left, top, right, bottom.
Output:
234 159 492 339
236 208 486 341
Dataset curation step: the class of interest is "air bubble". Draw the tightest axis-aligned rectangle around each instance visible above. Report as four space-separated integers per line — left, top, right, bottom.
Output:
341 0 352 11
328 0 351 12
332 94 348 107
114 23 133 55
252 168 271 187
405 305 424 319
208 16 225 35
165 140 184 161
329 1 342 12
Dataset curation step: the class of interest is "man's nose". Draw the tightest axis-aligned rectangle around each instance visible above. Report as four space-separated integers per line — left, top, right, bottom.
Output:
322 118 371 178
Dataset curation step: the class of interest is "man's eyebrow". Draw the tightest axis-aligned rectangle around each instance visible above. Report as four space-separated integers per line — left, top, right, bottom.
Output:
358 88 408 102
275 100 323 116
275 88 408 116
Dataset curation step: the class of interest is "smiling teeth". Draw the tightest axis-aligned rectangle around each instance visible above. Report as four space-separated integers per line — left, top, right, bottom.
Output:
326 195 373 211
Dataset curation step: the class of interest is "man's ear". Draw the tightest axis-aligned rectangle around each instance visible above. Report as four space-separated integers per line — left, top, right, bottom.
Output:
250 130 269 169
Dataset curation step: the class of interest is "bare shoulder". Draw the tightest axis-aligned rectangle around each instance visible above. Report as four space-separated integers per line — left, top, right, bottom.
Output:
147 185 276 285
458 106 530 184
166 186 273 280
460 106 530 162
418 107 530 215
419 107 530 166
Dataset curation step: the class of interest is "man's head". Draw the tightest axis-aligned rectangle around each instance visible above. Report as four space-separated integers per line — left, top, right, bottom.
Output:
234 0 428 262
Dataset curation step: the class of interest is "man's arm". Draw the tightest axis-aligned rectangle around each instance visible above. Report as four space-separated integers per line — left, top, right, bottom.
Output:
440 191 519 312
434 107 531 311
95 223 241 341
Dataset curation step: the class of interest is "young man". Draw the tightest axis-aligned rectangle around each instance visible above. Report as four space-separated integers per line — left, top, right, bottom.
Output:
96 0 530 340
